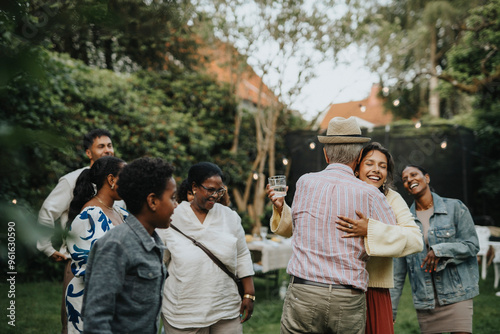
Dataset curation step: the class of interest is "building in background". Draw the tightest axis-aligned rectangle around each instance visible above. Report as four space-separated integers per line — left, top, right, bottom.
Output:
198 38 278 111
317 84 392 131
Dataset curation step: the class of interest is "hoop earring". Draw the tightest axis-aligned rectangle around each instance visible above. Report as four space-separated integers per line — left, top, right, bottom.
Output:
354 171 359 177
382 180 387 192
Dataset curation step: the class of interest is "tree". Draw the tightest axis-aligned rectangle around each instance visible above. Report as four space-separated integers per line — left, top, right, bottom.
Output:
192 0 334 230
342 0 481 119
11 0 197 71
1 0 241 278
442 0 500 220
0 47 240 279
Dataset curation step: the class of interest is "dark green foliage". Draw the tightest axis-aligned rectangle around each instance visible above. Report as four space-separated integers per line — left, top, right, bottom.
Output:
444 0 500 219
7 0 197 71
381 84 427 120
0 50 238 280
473 94 500 217
1 50 238 207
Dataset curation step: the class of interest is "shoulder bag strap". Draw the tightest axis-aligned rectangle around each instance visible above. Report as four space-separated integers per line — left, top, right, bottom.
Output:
169 224 239 282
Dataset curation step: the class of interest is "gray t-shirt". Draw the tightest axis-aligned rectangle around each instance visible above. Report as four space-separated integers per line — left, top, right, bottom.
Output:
416 208 434 249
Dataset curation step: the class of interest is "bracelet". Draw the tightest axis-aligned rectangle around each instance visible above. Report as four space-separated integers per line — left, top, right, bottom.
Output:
243 294 255 301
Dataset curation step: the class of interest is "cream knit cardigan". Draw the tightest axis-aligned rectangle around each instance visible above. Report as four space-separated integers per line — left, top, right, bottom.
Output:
270 188 423 288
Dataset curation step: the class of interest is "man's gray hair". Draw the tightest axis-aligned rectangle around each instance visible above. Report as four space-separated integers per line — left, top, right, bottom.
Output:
324 143 363 164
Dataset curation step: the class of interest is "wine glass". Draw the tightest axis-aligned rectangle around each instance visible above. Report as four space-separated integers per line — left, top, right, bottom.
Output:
268 175 287 198
260 226 268 242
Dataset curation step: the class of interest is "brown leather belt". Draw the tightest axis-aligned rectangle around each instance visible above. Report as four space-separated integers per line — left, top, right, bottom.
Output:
291 275 358 290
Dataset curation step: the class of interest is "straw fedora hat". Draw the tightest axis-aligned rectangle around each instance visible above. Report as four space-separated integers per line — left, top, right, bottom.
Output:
318 116 371 144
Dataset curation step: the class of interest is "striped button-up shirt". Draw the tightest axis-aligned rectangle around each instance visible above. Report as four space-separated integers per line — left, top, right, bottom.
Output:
288 163 396 291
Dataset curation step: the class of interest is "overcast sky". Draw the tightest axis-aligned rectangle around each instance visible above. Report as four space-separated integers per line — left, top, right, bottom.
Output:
229 2 380 122
247 46 380 122
293 53 380 121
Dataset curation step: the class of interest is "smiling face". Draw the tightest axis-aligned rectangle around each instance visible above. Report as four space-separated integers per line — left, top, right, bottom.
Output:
86 136 114 165
401 166 430 197
358 149 388 190
192 175 225 212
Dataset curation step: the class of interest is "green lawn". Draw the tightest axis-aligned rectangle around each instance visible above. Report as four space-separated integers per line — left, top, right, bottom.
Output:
1 266 499 333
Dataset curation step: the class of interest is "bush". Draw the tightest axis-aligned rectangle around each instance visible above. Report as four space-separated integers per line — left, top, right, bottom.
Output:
0 51 238 280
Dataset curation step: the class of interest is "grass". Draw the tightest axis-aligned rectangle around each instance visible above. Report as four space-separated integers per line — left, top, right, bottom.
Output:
1 280 62 334
1 266 499 333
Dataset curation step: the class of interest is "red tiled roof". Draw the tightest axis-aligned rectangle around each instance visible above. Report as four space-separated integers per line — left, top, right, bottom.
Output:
320 84 393 130
198 39 277 107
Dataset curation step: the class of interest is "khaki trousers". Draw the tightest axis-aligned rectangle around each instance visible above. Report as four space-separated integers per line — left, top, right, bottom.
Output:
280 282 366 334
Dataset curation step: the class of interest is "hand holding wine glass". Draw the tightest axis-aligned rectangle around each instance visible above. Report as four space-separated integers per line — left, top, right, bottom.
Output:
268 175 287 198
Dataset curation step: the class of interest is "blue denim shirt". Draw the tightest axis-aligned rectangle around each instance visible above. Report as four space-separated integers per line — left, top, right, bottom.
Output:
82 214 167 334
390 192 479 319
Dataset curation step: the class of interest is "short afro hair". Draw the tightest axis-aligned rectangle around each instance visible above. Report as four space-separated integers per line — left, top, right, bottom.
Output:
117 157 175 214
187 162 224 188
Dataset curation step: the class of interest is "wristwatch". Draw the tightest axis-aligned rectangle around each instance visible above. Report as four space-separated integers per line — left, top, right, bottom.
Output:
243 294 256 301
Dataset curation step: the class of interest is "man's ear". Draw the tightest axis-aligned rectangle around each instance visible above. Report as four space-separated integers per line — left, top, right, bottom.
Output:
85 149 92 160
146 193 157 212
323 147 330 164
425 174 431 184
357 148 364 166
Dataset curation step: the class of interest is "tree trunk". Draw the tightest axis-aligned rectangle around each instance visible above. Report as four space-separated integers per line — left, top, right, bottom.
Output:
230 106 242 154
250 172 266 235
227 40 245 154
79 27 89 65
429 24 440 118
233 160 259 212
232 143 266 213
104 38 114 71
233 75 275 229
268 103 283 177
429 76 440 117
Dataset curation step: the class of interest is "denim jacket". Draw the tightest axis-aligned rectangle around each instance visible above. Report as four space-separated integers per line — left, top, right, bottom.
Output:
82 214 167 334
390 192 479 319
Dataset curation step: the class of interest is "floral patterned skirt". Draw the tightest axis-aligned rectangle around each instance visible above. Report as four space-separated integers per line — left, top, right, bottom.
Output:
65 276 85 334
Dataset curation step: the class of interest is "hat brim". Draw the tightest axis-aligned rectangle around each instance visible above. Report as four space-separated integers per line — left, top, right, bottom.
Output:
317 135 371 144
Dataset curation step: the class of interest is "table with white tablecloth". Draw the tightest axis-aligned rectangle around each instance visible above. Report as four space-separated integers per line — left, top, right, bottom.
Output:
246 238 292 297
246 238 293 273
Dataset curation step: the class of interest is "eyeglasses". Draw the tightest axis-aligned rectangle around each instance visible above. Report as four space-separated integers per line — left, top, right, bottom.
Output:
199 184 227 197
